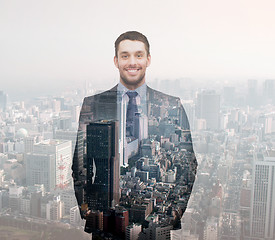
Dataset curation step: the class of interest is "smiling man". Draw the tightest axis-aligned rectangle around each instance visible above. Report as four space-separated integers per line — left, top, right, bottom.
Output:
114 38 151 90
72 31 197 239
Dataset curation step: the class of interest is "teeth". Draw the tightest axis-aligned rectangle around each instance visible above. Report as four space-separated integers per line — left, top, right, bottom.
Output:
128 69 138 72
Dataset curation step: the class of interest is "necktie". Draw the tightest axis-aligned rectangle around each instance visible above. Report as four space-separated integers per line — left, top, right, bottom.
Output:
126 91 138 138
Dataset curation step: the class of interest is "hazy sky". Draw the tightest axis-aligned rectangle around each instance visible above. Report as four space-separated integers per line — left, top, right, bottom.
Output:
1 0 275 98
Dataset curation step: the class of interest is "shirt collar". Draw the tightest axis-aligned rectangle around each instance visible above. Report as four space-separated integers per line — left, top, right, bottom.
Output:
117 81 147 98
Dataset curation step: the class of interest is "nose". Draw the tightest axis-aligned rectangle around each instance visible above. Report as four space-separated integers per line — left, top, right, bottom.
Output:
128 55 137 65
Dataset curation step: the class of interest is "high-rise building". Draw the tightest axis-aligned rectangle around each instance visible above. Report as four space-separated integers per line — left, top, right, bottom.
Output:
26 140 72 191
263 79 275 104
196 90 220 130
33 140 72 189
54 129 84 178
86 120 120 212
26 153 56 191
250 150 275 239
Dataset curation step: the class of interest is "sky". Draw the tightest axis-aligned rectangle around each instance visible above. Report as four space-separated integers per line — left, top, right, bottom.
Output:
1 0 275 99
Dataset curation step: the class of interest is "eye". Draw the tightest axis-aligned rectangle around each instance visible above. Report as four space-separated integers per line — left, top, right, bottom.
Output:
121 55 128 59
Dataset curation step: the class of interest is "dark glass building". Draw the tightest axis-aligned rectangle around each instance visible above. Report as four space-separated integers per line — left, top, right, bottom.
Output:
86 120 120 212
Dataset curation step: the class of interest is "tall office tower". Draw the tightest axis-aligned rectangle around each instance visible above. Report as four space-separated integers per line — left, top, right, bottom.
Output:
86 120 120 212
263 79 275 104
0 91 8 111
196 90 220 130
247 79 258 107
26 153 56 191
250 150 275 239
29 140 72 190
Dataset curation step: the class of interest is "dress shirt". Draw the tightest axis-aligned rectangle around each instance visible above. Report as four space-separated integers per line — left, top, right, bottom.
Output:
117 82 147 166
117 82 147 116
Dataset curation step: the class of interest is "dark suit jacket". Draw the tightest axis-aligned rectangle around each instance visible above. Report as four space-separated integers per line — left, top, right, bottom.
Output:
72 84 197 232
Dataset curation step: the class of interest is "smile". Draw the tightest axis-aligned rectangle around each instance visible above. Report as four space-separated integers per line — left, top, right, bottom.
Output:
126 69 140 72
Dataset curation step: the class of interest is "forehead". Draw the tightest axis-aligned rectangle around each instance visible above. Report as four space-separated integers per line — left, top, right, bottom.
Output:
117 40 146 54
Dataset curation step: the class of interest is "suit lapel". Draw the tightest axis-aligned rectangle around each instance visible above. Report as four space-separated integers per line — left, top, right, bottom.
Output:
146 85 153 116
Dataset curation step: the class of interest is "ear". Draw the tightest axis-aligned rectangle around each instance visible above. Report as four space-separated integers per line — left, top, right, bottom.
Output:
114 56 119 68
146 54 151 67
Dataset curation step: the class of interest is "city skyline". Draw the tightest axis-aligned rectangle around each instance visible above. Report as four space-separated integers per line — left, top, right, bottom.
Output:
1 78 275 239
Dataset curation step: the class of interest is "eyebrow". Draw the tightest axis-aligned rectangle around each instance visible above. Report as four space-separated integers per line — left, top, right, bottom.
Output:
119 51 130 55
119 50 145 55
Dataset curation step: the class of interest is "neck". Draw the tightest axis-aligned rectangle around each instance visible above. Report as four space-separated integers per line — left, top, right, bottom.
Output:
119 79 145 90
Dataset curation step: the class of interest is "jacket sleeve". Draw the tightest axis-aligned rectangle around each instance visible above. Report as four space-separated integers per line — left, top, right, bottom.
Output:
172 99 197 229
72 97 88 218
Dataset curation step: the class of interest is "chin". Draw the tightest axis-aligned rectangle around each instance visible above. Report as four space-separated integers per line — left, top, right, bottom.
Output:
121 76 145 87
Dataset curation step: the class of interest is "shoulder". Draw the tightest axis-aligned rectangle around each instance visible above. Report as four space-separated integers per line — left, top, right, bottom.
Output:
83 85 118 104
80 85 118 115
147 85 180 104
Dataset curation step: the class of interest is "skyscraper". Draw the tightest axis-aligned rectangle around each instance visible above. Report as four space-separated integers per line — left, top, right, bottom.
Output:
86 120 120 212
26 153 55 191
26 140 72 191
263 79 275 104
196 90 220 130
250 150 275 239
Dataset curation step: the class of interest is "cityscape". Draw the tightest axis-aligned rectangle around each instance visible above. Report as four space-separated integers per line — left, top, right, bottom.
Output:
0 77 275 240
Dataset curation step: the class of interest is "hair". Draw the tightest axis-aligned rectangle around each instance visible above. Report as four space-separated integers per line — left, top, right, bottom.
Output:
115 31 150 57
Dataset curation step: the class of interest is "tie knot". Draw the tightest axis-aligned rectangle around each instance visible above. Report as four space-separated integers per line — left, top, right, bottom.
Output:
126 91 138 99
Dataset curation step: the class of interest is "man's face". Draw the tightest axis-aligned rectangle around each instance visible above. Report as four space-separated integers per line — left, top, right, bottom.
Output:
114 40 151 90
